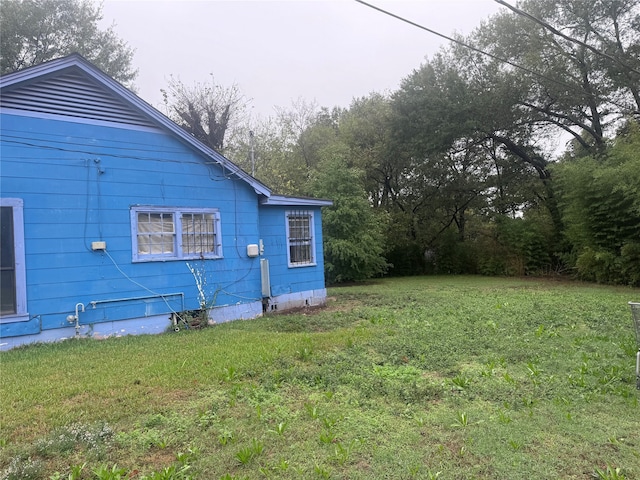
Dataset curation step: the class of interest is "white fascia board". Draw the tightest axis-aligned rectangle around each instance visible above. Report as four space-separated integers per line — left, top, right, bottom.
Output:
0 55 84 87
260 194 333 207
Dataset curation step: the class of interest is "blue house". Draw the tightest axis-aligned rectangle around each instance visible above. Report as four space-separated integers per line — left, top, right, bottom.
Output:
0 54 331 350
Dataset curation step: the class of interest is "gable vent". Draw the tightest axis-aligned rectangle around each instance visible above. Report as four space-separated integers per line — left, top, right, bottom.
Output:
1 70 157 128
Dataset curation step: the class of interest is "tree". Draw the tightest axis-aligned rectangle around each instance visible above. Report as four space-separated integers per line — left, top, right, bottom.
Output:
223 100 327 195
161 75 249 153
338 94 398 208
387 0 640 276
1 0 137 86
311 152 389 284
390 51 550 271
477 0 640 150
226 116 310 196
554 120 640 284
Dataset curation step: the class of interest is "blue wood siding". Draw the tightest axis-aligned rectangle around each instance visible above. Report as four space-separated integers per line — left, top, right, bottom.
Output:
1 113 265 337
258 206 326 297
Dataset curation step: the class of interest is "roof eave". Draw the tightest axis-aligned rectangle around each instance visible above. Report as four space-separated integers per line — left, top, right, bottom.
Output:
0 54 272 197
260 195 333 207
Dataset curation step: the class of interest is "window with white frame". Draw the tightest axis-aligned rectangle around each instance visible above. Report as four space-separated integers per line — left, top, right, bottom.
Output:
286 210 315 266
1 198 28 322
131 207 221 261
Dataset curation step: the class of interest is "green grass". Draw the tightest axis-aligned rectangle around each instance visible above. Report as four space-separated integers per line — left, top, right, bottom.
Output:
1 276 639 479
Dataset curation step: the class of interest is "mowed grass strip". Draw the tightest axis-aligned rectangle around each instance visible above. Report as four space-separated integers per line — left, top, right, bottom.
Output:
0 276 638 479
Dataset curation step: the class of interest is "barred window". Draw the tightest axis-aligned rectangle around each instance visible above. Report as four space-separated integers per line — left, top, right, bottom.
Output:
181 212 217 256
131 207 221 262
286 210 315 266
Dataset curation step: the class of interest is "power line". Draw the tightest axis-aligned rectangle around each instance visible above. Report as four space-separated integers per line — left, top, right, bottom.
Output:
353 0 603 96
0 136 234 178
494 0 640 76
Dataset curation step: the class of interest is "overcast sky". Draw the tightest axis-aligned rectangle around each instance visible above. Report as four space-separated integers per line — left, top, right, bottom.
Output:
100 0 504 119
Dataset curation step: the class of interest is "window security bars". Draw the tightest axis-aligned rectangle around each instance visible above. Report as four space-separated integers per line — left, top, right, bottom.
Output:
181 213 217 256
132 207 221 261
287 211 313 266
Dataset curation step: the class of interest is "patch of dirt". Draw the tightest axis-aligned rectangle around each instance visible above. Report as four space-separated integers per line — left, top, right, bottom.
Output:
266 296 341 317
129 448 177 476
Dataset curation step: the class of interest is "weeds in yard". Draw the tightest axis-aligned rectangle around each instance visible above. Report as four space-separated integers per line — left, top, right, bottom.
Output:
526 361 542 378
49 463 86 480
481 361 496 377
450 373 472 390
594 465 626 480
497 410 512 424
321 415 340 431
218 428 235 446
197 409 217 429
414 414 427 426
452 412 470 428
269 421 288 436
45 447 197 479
304 402 320 419
140 463 192 480
221 366 238 382
333 439 360 465
0 456 43 480
93 464 127 480
319 429 336 444
116 426 168 451
1 277 638 479
235 438 264 465
508 439 523 451
35 422 113 459
503 372 516 384
313 463 330 479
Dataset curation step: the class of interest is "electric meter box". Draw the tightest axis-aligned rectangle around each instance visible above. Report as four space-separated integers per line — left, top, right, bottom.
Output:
247 244 260 257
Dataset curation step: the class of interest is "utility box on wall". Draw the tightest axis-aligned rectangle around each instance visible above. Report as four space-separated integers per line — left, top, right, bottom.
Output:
260 258 271 298
247 244 259 257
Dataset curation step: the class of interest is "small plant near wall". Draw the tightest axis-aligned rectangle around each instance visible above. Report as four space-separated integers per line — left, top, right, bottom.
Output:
171 262 220 331
173 309 209 330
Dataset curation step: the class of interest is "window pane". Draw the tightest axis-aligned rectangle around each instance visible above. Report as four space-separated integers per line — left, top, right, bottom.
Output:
1 270 16 315
137 212 175 255
288 212 312 264
290 241 311 264
182 213 217 256
0 207 16 315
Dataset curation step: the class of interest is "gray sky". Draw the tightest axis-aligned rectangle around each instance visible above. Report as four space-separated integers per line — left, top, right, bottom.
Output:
101 0 504 119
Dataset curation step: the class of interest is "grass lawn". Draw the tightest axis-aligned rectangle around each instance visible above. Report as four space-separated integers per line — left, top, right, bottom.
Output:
1 276 639 479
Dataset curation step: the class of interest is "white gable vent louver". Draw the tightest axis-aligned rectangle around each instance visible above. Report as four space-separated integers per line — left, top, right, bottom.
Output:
1 70 156 128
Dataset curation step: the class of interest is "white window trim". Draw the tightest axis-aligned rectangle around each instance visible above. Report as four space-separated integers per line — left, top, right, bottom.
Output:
0 198 29 323
131 206 222 262
285 210 316 268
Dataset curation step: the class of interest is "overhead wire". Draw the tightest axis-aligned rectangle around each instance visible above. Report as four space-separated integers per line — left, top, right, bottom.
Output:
352 0 619 100
0 135 236 180
493 0 640 77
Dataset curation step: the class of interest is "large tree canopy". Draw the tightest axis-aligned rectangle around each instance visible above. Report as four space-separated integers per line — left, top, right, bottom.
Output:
381 0 639 277
0 0 137 86
148 0 640 285
477 0 640 149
